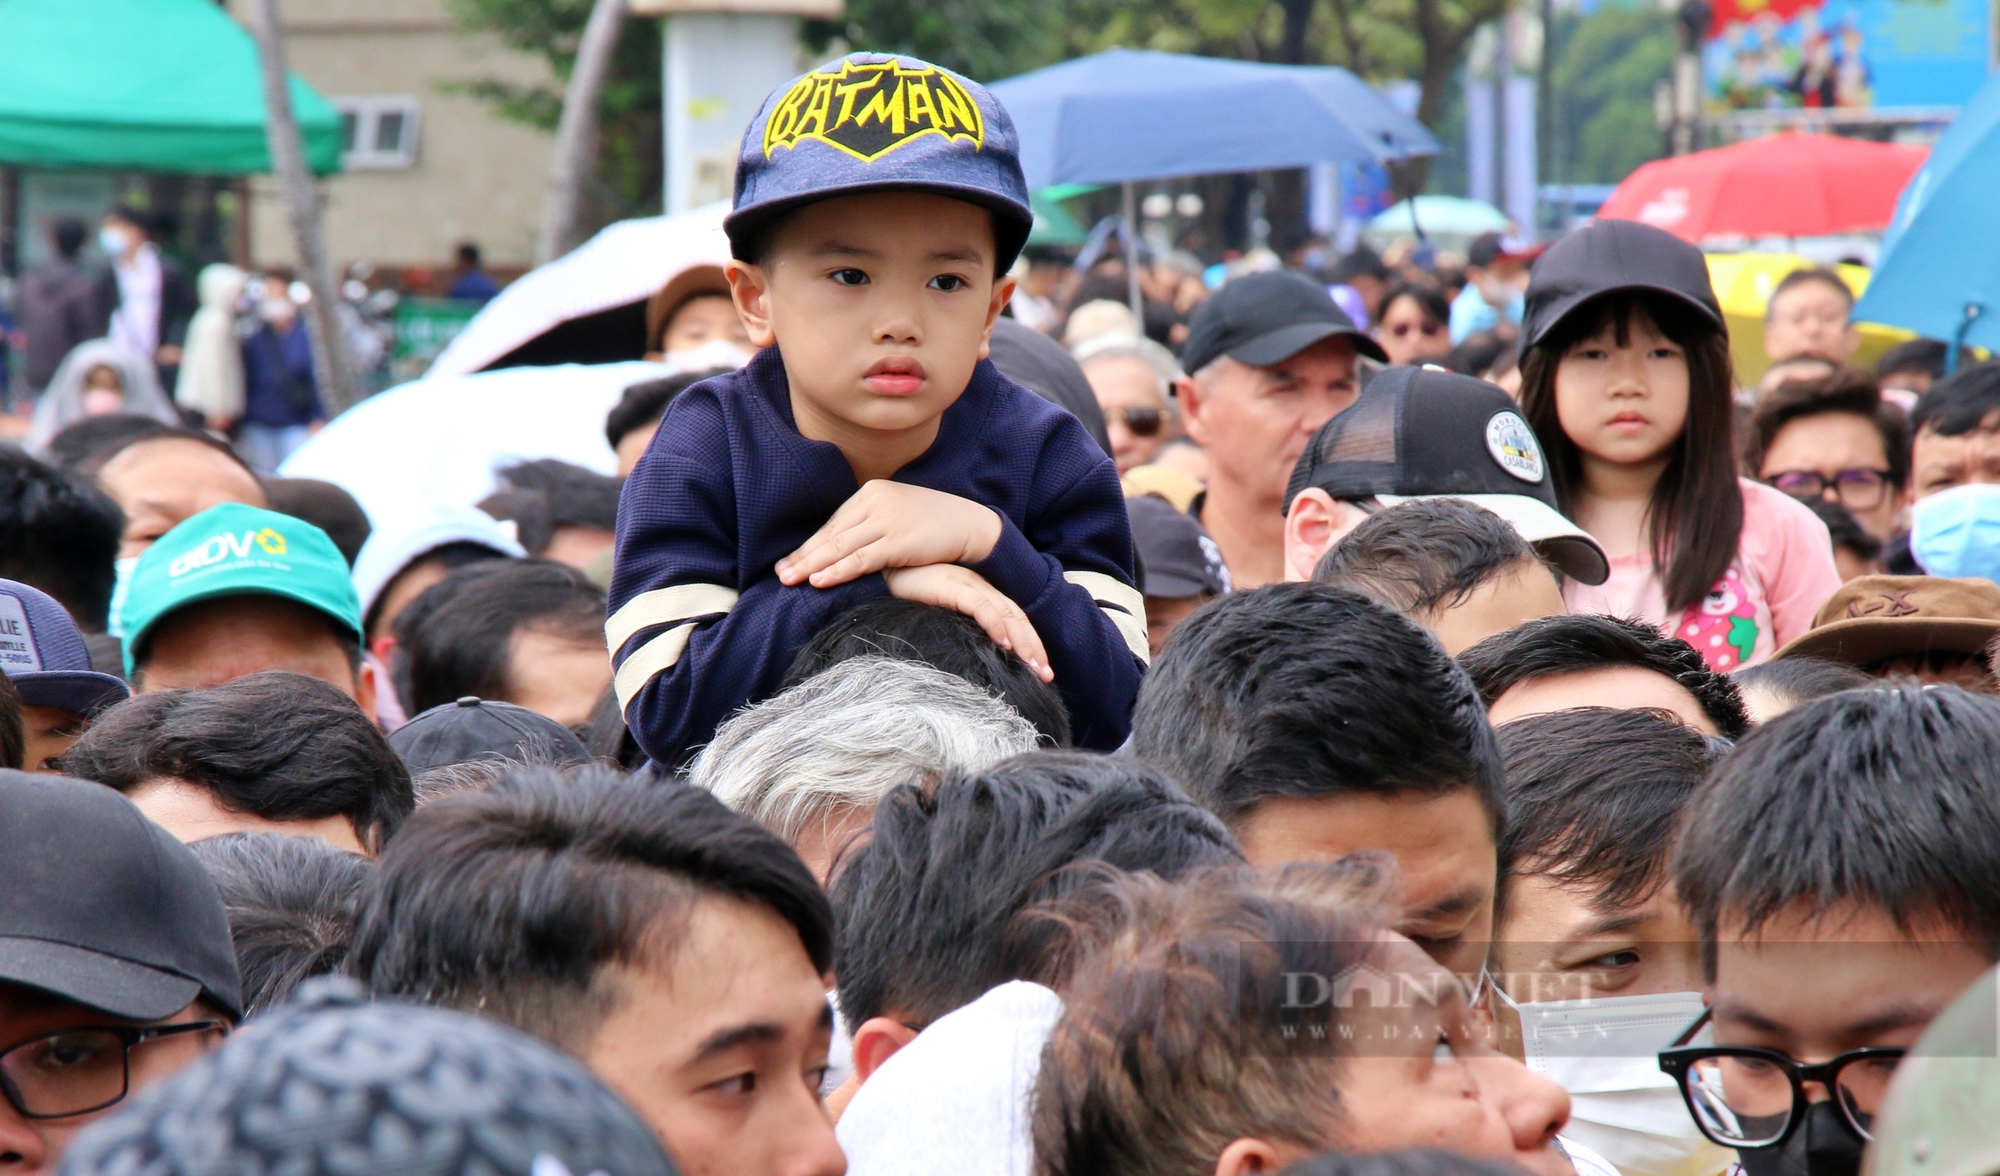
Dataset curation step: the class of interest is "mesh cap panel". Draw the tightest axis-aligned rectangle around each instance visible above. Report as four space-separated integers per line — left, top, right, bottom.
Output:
1284 388 1402 509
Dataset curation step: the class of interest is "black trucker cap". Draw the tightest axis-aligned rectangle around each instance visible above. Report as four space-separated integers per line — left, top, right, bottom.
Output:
389 696 593 777
0 771 242 1019
1522 219 1724 349
1183 269 1389 374
1283 366 1610 585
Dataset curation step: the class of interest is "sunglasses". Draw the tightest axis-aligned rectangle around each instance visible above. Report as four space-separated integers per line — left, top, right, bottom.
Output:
1106 406 1175 437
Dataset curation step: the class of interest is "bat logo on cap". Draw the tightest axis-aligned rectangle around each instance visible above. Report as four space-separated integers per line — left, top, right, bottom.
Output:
763 59 985 163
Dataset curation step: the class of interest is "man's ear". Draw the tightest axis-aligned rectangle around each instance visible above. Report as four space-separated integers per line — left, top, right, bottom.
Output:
725 259 778 349
1214 1138 1292 1176
354 658 379 724
1177 375 1210 445
978 274 1019 361
1283 489 1370 582
850 1016 920 1085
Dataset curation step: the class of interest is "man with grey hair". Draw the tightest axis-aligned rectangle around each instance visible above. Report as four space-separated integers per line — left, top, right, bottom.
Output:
687 655 1040 882
1073 333 1185 474
1177 271 1387 589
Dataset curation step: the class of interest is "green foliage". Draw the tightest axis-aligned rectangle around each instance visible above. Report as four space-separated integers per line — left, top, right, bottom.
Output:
442 0 662 224
1547 2 1674 184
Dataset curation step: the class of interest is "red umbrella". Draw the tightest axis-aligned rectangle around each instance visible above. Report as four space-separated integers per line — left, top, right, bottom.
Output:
1597 132 1926 242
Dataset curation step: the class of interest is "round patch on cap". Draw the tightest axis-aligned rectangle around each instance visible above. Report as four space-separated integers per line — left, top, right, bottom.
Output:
1485 411 1545 484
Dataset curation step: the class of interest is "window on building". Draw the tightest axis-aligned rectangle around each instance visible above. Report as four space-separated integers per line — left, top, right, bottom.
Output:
334 97 421 169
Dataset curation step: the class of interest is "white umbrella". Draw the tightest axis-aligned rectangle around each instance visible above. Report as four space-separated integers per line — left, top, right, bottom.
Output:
426 202 731 378
279 361 667 535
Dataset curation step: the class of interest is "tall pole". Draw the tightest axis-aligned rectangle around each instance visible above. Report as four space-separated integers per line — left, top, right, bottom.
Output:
246 0 359 415
1672 0 1712 154
1122 182 1143 322
538 0 626 264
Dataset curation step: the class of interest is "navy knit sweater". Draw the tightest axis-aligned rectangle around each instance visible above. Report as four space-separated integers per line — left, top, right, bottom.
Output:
608 346 1148 766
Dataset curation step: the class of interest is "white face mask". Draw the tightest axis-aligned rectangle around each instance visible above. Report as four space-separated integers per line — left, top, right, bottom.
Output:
1497 987 1734 1176
661 338 753 375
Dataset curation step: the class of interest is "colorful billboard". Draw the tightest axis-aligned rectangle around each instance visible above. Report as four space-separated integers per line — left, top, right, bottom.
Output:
1706 0 1992 110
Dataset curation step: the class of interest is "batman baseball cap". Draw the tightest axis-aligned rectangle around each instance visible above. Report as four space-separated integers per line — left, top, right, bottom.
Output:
0 771 242 1020
0 578 129 715
727 53 1033 272
1522 219 1723 348
1283 366 1610 585
122 503 362 676
1182 270 1389 374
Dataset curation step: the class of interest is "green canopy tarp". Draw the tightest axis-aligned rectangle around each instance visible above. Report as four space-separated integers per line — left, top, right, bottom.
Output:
0 0 342 175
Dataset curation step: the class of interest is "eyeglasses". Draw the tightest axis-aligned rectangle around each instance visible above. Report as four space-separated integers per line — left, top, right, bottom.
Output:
1105 406 1176 437
1767 468 1895 512
1657 1011 1906 1148
0 1021 226 1119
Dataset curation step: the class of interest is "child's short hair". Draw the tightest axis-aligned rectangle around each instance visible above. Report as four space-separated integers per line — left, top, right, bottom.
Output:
1675 685 2000 956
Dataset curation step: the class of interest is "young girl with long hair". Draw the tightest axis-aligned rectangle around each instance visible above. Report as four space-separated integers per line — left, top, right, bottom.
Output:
1517 222 1840 671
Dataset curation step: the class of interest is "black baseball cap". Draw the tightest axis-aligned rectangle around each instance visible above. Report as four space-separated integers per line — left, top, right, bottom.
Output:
0 772 242 1020
389 696 593 776
1129 495 1230 600
1522 219 1724 349
1283 366 1610 585
1183 270 1389 374
1467 231 1544 270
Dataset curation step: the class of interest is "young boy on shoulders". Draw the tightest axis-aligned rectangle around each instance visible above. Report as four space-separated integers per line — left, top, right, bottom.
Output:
609 54 1147 766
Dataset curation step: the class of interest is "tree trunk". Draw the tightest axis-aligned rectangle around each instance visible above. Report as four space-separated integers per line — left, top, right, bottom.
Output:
536 0 626 265
1277 0 1316 64
246 0 360 415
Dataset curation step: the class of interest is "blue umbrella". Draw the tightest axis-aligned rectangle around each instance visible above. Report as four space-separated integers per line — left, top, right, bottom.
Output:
988 48 1439 190
1853 73 2000 367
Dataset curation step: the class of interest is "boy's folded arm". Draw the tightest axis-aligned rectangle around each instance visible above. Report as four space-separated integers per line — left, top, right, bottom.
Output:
964 472 1148 752
609 574 887 768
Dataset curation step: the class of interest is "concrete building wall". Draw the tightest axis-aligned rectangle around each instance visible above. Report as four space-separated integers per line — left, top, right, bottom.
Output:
230 0 554 272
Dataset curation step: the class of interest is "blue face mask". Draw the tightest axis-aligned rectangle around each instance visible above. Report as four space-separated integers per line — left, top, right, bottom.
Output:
98 226 128 259
106 555 138 638
1910 483 2000 583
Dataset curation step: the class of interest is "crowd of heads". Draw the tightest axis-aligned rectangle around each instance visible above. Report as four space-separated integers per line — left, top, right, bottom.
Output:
3 48 2000 1176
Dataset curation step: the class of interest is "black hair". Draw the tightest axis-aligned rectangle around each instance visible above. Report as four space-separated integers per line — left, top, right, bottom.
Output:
1910 359 2000 438
605 371 722 450
1731 656 1873 718
829 750 1241 1028
60 671 414 852
392 559 606 717
1745 368 1909 488
1496 707 1715 921
43 414 173 472
1327 247 1391 285
1800 496 1882 563
1675 685 2000 953
1378 281 1450 331
350 767 832 1049
363 540 510 636
583 682 646 771
456 242 481 267
186 831 370 1016
1129 583 1505 830
735 200 1017 280
1281 1151 1527 1176
0 674 22 771
1767 266 1855 317
496 459 622 531
475 488 552 557
1520 290 1742 614
1446 332 1510 379
0 447 122 630
781 597 1072 747
262 477 372 567
109 205 155 239
1312 498 1544 617
1876 338 1952 381
51 218 87 260
1458 613 1751 739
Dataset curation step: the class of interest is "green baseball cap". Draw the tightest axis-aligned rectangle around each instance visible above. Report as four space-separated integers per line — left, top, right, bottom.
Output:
121 502 363 676
1864 965 2000 1176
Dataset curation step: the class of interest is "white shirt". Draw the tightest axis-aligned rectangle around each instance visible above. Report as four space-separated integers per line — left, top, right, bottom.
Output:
109 243 163 358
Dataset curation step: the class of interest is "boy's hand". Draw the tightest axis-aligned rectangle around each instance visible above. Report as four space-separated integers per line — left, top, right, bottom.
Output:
778 481 1003 589
883 564 1053 682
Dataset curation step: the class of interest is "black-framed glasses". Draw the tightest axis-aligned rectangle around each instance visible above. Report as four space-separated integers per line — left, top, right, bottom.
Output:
1767 468 1895 512
0 1021 226 1119
1657 1009 1906 1147
1105 406 1174 437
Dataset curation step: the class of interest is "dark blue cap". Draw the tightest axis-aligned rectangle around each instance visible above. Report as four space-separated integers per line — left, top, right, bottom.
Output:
0 578 128 716
727 52 1034 272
